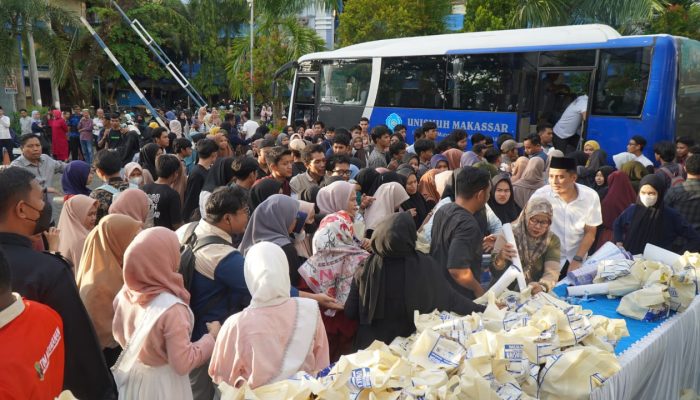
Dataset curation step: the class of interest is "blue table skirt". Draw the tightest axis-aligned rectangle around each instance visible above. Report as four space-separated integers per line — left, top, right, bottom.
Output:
552 285 665 356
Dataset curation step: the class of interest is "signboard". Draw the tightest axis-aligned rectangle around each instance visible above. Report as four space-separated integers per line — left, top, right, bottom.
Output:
444 14 464 32
4 76 17 95
369 107 518 143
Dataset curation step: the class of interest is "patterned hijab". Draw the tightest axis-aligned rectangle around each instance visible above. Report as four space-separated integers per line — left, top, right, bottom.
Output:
510 197 554 277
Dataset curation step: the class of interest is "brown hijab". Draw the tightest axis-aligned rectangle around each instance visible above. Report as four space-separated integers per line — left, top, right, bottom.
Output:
76 214 142 348
108 188 150 223
442 149 463 170
510 156 530 183
418 169 440 204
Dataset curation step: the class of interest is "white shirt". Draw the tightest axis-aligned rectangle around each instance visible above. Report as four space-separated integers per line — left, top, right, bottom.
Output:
553 95 588 139
19 116 33 135
242 120 260 140
531 183 602 266
0 115 10 140
635 154 653 168
92 117 104 137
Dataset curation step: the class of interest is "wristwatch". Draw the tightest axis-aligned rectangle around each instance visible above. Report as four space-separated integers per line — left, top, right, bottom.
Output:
572 255 584 263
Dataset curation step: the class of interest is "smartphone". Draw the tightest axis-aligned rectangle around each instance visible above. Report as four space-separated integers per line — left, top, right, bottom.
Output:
356 191 363 207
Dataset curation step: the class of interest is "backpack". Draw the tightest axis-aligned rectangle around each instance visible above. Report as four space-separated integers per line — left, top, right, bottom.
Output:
97 183 138 203
178 222 232 314
659 167 684 188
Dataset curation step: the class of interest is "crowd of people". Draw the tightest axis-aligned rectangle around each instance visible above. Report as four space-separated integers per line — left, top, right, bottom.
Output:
2 105 700 399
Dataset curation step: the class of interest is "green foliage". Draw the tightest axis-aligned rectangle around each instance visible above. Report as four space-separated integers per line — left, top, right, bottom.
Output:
337 0 452 47
463 0 518 32
648 2 700 40
226 17 326 105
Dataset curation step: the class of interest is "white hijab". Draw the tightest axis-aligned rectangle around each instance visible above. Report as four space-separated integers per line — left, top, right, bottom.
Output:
244 242 291 308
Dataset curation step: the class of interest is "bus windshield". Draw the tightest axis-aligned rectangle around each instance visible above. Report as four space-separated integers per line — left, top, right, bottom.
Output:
319 60 372 106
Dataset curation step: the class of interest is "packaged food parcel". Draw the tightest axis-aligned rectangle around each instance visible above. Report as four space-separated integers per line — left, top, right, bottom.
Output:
617 284 670 321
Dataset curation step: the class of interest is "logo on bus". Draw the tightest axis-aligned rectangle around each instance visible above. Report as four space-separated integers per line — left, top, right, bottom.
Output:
385 113 402 130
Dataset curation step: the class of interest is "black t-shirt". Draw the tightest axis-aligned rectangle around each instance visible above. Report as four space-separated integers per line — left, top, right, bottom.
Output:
106 129 122 149
430 202 483 299
182 164 209 222
143 183 183 230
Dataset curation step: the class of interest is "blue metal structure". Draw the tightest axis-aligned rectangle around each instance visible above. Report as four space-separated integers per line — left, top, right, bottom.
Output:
111 0 207 109
80 16 167 129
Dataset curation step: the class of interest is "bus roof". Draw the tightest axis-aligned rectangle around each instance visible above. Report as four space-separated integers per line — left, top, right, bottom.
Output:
299 24 629 61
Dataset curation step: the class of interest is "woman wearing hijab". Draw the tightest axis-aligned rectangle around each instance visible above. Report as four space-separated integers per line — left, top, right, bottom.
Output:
512 157 546 209
593 165 615 200
621 160 649 192
596 171 638 249
355 168 381 196
61 160 93 201
429 154 449 172
276 133 290 148
239 194 306 284
363 182 410 238
48 109 69 161
57 194 98 268
139 143 162 185
124 162 145 188
488 174 521 224
509 156 530 183
442 148 463 170
209 242 329 389
198 157 235 219
577 149 608 187
583 140 600 157
249 178 283 211
418 169 440 208
112 227 219 399
567 150 589 167
302 181 369 361
109 188 151 225
491 198 561 293
397 167 429 228
613 174 700 254
345 213 485 350
169 120 183 139
76 214 142 365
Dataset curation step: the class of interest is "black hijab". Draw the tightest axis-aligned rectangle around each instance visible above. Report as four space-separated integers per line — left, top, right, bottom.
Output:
356 212 484 325
249 178 283 211
355 168 381 196
567 150 589 167
202 157 235 192
488 174 521 224
623 174 667 255
139 143 160 179
578 149 608 187
397 167 429 228
595 165 615 200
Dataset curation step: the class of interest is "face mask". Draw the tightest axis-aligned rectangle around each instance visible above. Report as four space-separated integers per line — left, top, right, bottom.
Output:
129 176 143 186
639 194 658 208
25 201 52 235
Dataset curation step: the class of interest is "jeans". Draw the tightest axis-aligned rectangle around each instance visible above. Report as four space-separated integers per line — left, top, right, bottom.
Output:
80 139 94 165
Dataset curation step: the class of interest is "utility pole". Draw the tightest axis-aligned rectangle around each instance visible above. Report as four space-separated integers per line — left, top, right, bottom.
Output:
248 0 254 117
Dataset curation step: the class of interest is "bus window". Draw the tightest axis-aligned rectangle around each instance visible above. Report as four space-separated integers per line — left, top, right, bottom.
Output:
294 76 316 105
592 47 651 117
539 50 596 67
319 60 372 106
676 38 700 141
376 56 446 109
446 53 535 113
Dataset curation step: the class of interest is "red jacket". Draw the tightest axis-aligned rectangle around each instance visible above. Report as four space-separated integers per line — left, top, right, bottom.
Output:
0 296 64 400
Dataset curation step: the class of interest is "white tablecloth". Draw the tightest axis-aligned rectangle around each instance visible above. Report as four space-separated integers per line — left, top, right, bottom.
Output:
592 296 700 400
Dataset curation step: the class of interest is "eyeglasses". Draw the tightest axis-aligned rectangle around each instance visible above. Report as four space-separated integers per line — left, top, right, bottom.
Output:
333 169 351 176
528 217 551 227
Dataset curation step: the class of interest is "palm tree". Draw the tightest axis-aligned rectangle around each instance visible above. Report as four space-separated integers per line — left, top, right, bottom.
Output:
512 0 666 34
226 16 326 122
0 0 78 109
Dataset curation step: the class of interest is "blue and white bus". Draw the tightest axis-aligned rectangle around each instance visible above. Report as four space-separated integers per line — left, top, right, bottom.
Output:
287 24 700 158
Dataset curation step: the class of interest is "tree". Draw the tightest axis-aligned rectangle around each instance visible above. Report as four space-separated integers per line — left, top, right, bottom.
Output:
647 2 700 40
0 0 78 108
463 0 518 32
511 0 666 34
337 0 452 47
226 17 326 119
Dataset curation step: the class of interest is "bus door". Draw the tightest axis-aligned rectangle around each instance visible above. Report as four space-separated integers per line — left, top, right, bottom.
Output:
532 51 597 145
291 73 318 127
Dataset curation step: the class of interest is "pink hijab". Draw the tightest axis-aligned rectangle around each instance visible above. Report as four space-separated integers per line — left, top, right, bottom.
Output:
364 182 409 232
316 181 355 215
122 227 190 305
57 194 97 268
109 188 150 223
510 156 530 183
